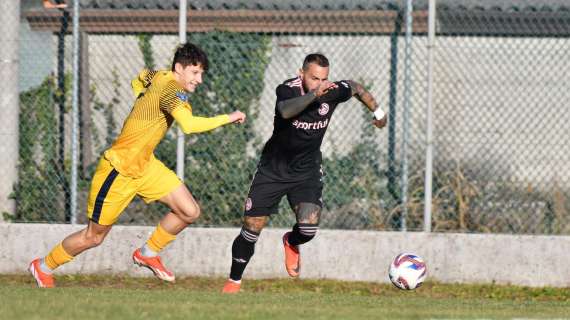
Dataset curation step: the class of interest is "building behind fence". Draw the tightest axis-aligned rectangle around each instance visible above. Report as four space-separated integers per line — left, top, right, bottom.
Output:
1 0 569 234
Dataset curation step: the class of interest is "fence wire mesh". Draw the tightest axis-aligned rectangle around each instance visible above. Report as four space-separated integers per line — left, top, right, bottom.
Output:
425 9 570 234
4 0 570 234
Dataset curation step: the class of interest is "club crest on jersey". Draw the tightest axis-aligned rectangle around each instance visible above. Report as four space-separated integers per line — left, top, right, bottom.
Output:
318 103 330 116
176 92 188 102
245 198 252 211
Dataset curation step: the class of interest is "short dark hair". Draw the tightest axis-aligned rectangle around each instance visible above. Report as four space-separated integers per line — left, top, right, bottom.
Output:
302 53 329 70
171 43 209 72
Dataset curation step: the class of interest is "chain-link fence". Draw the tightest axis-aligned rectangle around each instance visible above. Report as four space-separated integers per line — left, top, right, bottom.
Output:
428 6 570 234
3 0 570 234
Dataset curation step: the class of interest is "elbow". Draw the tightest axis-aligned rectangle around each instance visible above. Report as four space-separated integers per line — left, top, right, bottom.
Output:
277 103 293 119
179 124 193 134
348 80 364 97
281 112 293 120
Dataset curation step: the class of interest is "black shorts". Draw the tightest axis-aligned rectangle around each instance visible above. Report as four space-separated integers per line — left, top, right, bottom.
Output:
243 170 324 217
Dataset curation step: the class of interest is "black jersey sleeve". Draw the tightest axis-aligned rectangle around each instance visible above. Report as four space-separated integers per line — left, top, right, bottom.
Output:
322 80 353 103
276 84 296 102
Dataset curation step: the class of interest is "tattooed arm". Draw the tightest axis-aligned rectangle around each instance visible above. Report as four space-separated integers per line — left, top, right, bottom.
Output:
277 92 317 119
277 81 338 119
347 80 387 128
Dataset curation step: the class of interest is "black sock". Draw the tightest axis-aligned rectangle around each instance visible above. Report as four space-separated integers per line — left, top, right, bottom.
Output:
287 223 318 246
229 227 259 281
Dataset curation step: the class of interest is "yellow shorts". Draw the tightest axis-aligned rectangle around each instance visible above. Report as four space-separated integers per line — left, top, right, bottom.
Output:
86 157 182 225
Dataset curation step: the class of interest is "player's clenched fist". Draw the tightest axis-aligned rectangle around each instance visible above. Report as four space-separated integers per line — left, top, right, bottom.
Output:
229 110 246 124
314 80 338 97
373 115 387 129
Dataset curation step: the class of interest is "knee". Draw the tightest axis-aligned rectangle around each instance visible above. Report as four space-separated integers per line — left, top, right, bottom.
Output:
296 203 322 225
244 216 268 234
178 202 201 224
82 230 107 248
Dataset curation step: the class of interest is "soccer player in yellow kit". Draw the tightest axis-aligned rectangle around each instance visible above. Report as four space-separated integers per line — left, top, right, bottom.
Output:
29 43 246 288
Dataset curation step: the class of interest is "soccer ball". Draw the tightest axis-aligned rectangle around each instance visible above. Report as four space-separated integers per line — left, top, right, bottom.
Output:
388 253 427 290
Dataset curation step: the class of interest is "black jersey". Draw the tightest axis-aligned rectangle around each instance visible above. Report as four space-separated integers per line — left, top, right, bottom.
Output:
258 77 353 181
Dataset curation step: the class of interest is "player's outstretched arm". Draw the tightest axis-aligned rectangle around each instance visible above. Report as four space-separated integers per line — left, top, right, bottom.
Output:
43 0 67 9
347 80 387 129
277 81 337 119
160 80 245 134
171 108 246 134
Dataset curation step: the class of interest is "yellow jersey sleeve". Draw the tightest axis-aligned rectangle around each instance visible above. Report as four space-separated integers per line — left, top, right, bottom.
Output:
131 69 158 98
160 80 231 133
171 107 231 134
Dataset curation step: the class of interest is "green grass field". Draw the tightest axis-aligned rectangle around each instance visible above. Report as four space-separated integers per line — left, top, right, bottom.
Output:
1 275 569 319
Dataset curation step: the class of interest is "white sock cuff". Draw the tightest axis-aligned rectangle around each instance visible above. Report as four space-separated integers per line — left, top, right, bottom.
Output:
141 244 158 257
39 258 54 274
240 228 260 243
298 224 319 236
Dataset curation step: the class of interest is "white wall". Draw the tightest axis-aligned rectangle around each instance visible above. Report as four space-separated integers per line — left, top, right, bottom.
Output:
0 0 21 221
3 224 569 287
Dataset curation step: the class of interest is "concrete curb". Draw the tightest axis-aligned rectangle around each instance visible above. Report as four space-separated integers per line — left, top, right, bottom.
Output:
2 224 568 287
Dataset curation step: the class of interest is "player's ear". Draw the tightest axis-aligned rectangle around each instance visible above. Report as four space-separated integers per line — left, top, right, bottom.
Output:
297 68 304 79
174 62 184 74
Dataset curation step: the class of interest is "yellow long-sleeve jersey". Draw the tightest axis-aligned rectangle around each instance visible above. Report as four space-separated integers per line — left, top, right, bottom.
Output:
104 69 230 178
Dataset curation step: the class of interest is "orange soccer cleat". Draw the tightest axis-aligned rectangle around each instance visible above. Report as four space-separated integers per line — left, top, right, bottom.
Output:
29 258 55 288
221 279 241 294
282 232 300 277
132 248 175 282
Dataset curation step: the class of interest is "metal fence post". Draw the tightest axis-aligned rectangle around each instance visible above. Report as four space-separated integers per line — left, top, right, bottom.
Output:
423 0 436 233
176 0 187 179
70 0 80 224
401 0 414 231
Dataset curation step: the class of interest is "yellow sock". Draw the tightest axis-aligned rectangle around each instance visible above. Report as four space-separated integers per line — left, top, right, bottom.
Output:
44 243 74 270
146 224 177 253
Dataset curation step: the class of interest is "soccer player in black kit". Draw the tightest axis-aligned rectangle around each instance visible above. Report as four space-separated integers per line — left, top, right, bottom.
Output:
222 53 387 293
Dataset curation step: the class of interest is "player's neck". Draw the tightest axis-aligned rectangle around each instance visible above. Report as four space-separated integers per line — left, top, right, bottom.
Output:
172 71 186 91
